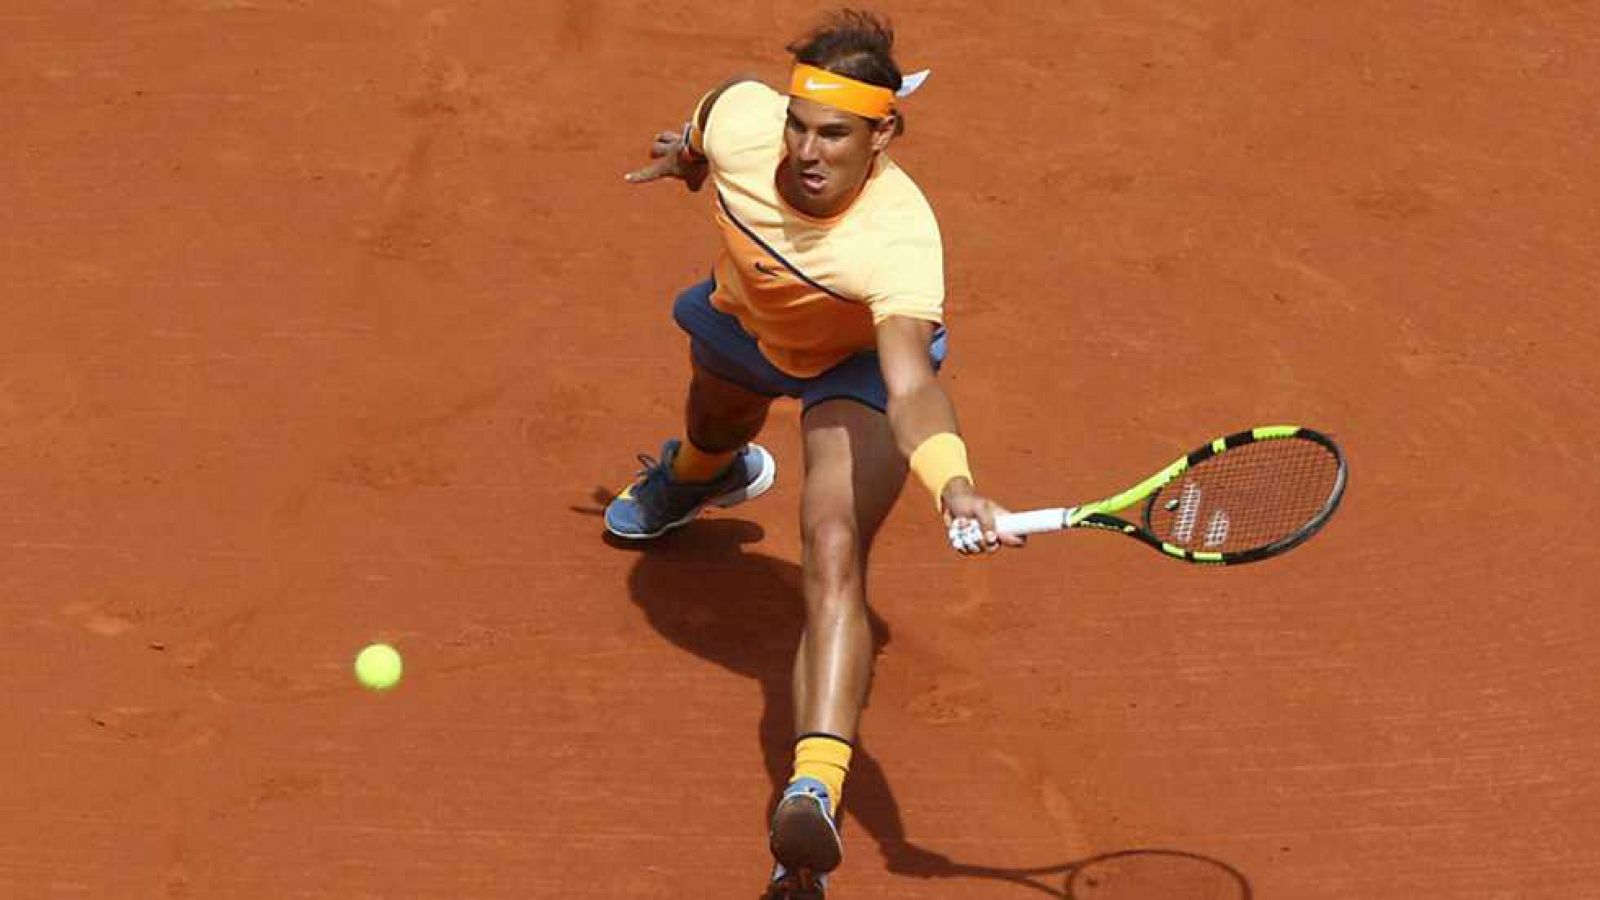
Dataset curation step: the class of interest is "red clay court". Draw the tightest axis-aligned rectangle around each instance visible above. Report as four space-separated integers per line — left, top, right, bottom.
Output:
4 3 1598 898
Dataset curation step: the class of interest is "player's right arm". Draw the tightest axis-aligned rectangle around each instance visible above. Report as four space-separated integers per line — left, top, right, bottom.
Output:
624 75 759 190
877 315 1023 554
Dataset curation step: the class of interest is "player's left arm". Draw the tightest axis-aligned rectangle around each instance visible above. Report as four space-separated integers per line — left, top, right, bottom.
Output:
623 74 758 191
876 316 1023 552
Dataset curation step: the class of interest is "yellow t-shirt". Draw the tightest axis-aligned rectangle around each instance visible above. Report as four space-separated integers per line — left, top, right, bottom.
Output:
696 81 945 378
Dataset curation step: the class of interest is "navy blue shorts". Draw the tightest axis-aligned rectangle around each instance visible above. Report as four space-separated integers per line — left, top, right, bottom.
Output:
671 279 946 414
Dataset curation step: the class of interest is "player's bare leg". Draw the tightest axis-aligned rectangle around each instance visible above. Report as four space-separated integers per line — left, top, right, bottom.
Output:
765 398 907 898
793 399 905 735
684 359 773 455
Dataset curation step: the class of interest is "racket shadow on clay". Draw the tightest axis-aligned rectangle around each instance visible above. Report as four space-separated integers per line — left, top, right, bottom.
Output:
883 846 1253 899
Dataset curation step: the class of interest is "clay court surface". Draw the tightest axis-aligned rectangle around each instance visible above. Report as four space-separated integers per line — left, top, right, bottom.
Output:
5 2 1600 897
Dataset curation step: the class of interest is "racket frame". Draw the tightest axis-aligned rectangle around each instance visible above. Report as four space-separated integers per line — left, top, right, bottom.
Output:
994 425 1347 566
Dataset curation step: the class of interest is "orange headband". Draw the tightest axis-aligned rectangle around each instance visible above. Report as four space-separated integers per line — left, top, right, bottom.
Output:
789 63 895 120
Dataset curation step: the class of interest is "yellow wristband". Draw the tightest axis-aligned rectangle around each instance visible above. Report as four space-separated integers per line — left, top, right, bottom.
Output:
909 432 973 512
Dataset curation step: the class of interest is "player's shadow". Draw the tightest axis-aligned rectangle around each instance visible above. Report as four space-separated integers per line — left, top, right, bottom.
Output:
620 520 1253 899
620 518 936 868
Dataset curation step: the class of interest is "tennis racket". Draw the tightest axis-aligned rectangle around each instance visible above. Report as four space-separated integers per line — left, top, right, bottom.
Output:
993 425 1347 565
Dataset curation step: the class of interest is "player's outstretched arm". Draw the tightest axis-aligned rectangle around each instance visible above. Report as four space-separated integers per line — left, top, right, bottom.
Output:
623 127 709 190
623 75 759 191
877 316 1024 554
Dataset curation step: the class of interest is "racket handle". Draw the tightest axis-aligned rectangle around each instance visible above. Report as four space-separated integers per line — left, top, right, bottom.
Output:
994 507 1073 535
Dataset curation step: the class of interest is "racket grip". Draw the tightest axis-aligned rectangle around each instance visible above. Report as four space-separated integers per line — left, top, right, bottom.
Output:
994 507 1073 535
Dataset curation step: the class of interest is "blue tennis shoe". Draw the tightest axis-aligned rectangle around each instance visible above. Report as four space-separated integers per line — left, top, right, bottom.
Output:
768 777 842 879
604 439 776 539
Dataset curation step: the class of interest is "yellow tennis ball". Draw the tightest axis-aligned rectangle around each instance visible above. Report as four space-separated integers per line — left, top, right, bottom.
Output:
354 643 403 691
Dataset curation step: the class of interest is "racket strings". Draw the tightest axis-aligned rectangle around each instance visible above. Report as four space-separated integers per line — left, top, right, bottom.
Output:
1147 438 1341 553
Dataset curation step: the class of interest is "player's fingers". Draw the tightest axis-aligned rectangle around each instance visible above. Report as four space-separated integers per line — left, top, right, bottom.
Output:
947 518 984 555
997 530 1028 548
623 158 672 183
984 504 1027 548
945 519 965 553
957 532 982 554
972 504 1007 551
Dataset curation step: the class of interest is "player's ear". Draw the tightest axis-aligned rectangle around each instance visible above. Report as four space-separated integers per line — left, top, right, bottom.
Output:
870 113 897 152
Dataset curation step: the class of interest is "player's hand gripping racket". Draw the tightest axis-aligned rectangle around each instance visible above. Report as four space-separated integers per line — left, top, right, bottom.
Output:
993 425 1347 565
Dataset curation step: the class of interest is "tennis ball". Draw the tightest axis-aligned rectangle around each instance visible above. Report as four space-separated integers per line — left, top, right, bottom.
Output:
354 643 403 691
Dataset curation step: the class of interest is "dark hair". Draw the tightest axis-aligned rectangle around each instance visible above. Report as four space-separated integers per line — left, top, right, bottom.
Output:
787 9 906 132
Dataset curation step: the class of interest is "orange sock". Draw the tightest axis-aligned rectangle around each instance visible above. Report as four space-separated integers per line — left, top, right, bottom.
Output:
790 734 853 816
672 440 736 482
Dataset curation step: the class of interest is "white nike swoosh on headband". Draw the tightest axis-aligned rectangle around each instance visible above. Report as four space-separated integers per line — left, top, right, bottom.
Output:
803 78 843 91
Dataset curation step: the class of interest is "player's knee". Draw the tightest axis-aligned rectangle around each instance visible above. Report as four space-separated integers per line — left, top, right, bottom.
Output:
803 516 864 589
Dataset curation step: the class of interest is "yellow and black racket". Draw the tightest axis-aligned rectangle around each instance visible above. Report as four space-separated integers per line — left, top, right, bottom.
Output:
994 425 1347 565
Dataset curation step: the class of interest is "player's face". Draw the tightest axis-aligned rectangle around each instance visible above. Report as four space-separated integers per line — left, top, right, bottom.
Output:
781 96 894 216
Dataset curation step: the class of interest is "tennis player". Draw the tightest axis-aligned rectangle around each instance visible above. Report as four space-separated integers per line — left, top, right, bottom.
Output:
606 10 1023 898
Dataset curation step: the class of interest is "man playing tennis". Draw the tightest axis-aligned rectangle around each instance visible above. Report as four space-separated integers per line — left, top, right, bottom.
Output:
607 10 1022 898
